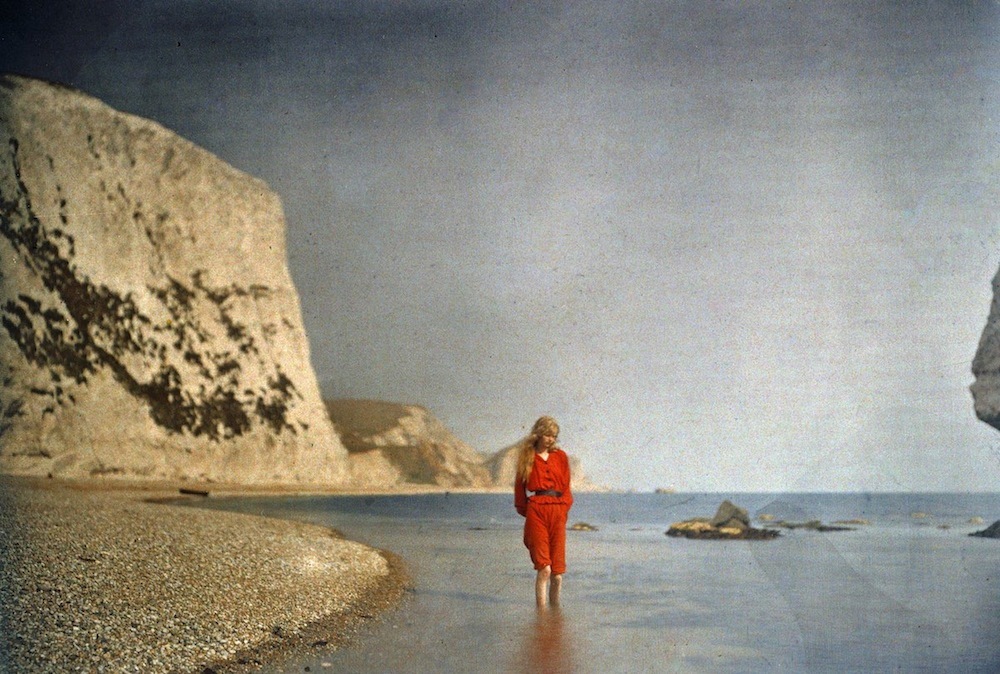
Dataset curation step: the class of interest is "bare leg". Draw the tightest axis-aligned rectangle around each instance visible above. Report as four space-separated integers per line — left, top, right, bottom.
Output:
535 566 552 607
550 573 562 606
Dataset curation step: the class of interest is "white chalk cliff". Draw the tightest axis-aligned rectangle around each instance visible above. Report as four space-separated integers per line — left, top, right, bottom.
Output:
972 267 1000 431
325 399 492 488
0 75 349 484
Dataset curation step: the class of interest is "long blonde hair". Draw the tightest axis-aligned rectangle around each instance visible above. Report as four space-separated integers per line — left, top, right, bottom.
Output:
516 416 560 482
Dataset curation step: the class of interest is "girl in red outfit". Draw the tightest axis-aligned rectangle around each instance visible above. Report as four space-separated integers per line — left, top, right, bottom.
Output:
514 416 573 607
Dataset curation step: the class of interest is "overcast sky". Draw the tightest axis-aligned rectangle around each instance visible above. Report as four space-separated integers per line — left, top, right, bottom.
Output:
4 1 1000 491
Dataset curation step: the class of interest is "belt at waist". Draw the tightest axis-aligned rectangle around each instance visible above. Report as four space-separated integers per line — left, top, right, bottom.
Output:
531 490 562 497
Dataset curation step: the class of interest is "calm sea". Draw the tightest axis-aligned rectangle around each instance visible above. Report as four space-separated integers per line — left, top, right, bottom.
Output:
196 492 1000 673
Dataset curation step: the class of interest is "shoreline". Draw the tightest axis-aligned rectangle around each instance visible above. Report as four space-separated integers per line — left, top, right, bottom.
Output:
206 549 412 674
0 476 413 673
10 475 514 497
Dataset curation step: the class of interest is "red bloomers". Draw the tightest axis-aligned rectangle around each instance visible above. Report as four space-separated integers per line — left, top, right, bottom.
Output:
523 500 569 575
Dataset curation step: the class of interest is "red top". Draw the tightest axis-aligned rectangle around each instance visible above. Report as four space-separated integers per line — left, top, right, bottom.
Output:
514 448 573 516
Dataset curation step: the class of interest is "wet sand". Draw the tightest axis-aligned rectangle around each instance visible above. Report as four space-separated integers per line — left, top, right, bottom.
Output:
0 476 411 673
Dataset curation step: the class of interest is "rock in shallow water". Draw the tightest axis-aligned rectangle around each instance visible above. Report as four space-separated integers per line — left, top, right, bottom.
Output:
667 501 780 540
709 499 751 530
666 519 780 540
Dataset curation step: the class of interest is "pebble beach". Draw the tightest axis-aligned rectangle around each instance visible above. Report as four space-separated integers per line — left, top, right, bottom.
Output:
0 477 409 673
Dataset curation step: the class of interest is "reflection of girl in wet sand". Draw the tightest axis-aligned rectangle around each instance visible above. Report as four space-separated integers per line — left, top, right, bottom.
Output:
516 607 575 674
514 416 573 607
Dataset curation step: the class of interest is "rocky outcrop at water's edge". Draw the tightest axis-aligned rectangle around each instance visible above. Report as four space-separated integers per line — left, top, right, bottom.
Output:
666 500 780 540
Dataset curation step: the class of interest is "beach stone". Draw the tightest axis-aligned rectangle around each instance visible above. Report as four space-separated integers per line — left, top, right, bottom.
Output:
0 74 348 484
0 477 404 673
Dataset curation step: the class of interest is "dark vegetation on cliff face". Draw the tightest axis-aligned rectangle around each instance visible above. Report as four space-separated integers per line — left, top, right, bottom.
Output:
0 367 24 437
0 137 299 442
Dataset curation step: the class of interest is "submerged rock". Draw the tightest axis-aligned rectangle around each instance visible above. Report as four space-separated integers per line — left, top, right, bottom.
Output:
767 520 856 532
